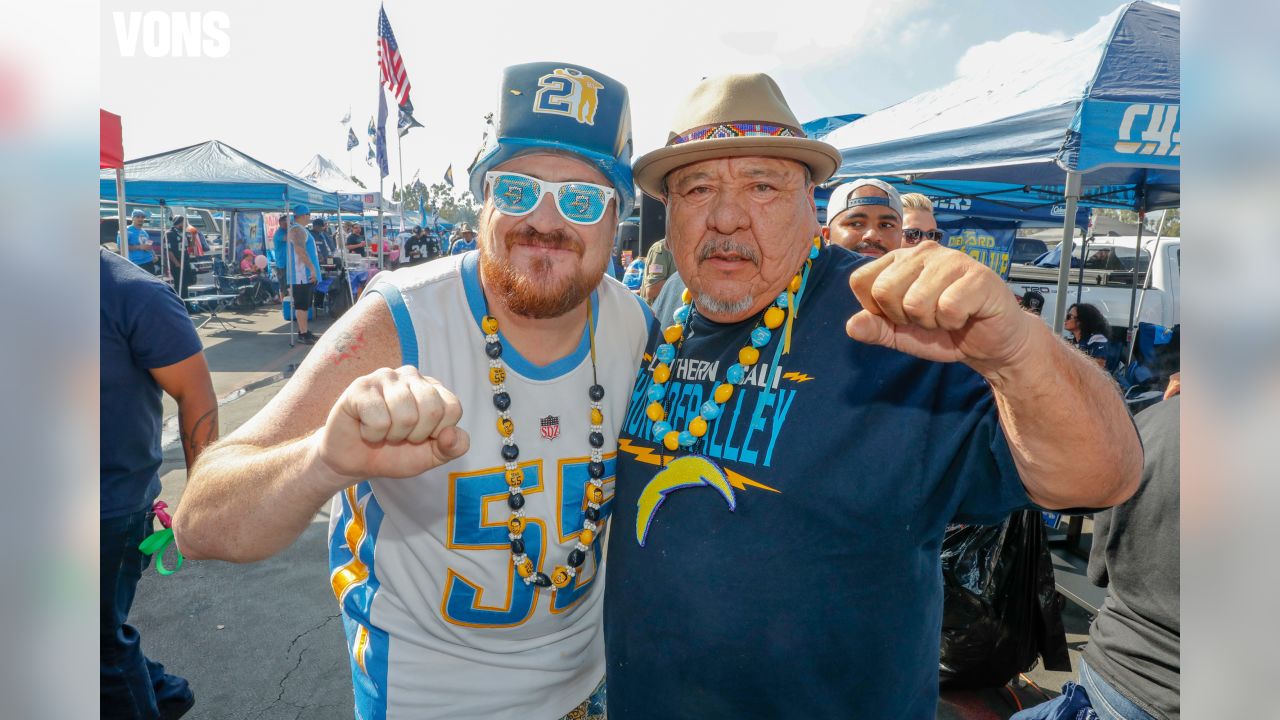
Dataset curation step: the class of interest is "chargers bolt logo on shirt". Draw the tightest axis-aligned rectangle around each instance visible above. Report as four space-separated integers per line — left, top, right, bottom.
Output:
635 455 736 547
533 67 604 126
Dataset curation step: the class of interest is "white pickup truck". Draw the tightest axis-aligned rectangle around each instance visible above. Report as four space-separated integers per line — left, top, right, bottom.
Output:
1008 235 1180 332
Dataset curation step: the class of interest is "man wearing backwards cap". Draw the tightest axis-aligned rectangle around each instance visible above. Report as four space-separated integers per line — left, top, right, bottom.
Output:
824 177 905 257
285 205 323 344
175 61 651 720
603 72 1142 718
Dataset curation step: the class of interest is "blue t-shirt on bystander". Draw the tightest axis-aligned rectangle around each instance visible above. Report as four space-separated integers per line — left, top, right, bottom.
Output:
100 248 204 518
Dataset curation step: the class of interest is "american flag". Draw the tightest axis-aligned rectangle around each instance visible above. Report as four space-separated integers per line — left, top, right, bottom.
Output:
377 6 411 106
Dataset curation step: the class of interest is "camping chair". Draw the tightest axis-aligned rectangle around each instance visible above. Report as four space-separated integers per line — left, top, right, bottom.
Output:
212 257 257 312
1116 322 1179 413
313 257 356 320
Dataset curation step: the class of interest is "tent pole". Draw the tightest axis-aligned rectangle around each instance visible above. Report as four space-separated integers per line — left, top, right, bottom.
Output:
178 210 187 301
159 203 170 281
1125 210 1147 349
1076 230 1088 306
286 195 295 346
1128 210 1169 366
377 188 384 270
115 170 129 259
1052 171 1082 335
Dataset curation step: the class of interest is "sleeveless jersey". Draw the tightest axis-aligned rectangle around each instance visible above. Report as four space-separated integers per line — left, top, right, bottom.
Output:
287 223 321 285
328 251 654 720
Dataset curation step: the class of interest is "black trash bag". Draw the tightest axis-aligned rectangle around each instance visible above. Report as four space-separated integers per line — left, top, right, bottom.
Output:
939 509 1071 689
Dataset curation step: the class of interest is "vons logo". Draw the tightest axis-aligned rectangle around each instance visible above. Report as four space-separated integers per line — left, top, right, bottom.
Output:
1114 103 1179 157
112 11 231 58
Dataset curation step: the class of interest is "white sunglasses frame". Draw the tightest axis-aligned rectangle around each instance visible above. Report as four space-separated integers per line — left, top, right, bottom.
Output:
484 171 616 226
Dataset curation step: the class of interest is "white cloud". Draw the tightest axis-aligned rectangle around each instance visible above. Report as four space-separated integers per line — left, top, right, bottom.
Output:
954 30 1067 78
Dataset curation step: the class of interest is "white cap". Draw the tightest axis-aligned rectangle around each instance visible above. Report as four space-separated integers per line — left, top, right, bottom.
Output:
827 178 902 225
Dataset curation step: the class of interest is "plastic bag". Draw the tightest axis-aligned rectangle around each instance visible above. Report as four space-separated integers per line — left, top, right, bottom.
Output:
939 509 1071 689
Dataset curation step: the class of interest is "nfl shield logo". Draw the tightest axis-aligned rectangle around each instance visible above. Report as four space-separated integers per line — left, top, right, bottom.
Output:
539 415 560 441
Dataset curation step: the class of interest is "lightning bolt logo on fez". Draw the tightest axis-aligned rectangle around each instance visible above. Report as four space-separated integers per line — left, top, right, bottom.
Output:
636 455 736 547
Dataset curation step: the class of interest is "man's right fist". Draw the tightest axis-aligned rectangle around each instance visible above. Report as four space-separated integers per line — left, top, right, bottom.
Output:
313 365 470 487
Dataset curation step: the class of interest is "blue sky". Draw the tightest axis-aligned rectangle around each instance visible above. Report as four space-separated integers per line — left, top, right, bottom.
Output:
101 0 1136 192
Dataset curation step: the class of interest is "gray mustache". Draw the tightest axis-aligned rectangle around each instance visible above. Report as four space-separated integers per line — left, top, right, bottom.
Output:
697 237 759 263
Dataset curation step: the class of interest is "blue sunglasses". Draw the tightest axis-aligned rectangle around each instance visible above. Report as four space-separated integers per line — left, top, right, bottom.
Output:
485 171 616 226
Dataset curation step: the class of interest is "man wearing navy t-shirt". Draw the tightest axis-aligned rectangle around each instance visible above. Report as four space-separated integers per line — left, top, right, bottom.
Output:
101 248 218 718
605 73 1142 719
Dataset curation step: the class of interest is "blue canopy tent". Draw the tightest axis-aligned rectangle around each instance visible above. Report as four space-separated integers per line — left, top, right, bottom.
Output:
825 1 1179 331
99 140 355 212
801 113 864 142
816 186 1089 227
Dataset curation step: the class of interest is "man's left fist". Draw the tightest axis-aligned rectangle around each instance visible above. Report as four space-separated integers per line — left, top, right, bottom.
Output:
846 241 1035 376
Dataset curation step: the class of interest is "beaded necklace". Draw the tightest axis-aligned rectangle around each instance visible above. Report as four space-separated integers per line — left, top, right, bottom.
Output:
645 237 821 454
481 302 606 590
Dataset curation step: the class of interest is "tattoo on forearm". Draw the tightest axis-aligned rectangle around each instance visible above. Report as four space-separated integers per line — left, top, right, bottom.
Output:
182 406 220 462
331 330 368 365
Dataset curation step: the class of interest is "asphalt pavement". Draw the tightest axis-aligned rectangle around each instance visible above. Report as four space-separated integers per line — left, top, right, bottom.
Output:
129 298 1093 720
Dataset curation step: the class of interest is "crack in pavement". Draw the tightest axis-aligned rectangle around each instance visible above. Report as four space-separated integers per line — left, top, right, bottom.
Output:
287 614 340 657
250 614 342 719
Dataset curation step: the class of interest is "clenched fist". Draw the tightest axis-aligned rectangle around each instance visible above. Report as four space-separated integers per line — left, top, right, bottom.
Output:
314 365 470 486
846 241 1036 376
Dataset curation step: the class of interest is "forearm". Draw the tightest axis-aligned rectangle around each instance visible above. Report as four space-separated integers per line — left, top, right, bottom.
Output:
177 396 219 469
983 323 1142 509
174 434 347 563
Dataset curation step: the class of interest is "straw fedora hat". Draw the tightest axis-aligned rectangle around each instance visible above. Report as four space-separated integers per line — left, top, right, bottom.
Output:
632 73 842 199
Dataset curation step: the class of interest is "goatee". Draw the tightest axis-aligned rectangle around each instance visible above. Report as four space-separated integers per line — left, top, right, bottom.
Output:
480 227 600 319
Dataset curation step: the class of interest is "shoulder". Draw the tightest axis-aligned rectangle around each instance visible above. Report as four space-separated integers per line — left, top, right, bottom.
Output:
598 274 656 333
1087 334 1109 345
805 246 869 310
369 253 463 297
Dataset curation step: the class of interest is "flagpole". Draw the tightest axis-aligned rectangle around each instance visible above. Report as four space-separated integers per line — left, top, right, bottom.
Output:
397 132 406 234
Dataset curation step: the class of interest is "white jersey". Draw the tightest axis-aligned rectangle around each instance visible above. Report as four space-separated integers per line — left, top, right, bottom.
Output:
328 251 653 720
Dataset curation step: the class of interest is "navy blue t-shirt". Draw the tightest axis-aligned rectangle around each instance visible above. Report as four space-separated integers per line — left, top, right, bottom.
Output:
604 246 1031 719
100 248 203 518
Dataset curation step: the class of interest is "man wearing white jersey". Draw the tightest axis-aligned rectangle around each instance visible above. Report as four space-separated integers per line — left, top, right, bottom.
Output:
175 61 652 720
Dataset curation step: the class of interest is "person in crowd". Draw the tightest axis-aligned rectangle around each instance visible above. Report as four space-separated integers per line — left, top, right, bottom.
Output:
166 216 197 300
424 230 441 260
403 226 431 266
603 71 1141 719
100 247 217 720
640 238 674 304
173 61 648 720
823 178 904 257
311 217 336 262
1013 390 1180 720
185 224 206 258
900 192 945 247
346 223 368 257
240 249 280 301
1020 290 1045 317
449 223 478 255
126 209 157 274
1066 302 1111 370
272 213 291 292
649 270 687 329
286 205 323 344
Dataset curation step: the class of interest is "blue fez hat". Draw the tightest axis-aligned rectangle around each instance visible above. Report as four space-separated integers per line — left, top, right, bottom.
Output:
469 61 635 217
